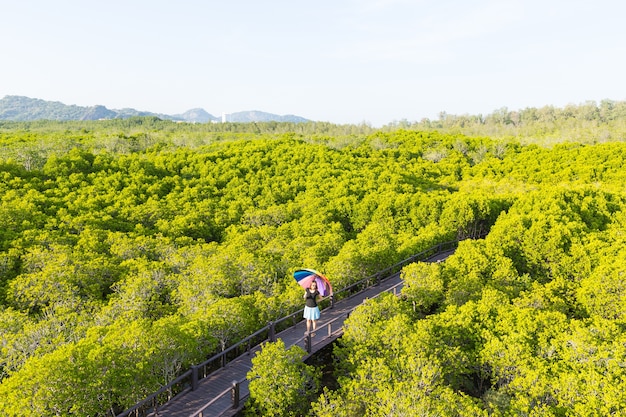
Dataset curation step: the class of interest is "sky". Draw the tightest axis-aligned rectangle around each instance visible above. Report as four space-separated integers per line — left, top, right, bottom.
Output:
2 0 626 127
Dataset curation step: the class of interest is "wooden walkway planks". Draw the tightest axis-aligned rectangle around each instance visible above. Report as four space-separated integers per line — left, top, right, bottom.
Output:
149 249 454 417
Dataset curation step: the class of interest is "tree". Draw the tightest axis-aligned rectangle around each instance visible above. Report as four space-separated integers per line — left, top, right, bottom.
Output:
194 296 261 351
401 261 444 315
577 252 626 321
247 339 321 417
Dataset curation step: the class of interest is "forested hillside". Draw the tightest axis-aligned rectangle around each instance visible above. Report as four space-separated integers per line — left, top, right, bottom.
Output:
0 95 310 123
1 101 626 416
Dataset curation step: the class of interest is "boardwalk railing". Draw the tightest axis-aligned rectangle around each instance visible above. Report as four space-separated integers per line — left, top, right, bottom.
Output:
116 240 457 417
190 379 245 417
190 280 408 417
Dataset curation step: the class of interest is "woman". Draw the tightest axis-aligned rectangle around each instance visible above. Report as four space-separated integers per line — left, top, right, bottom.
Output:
303 280 322 335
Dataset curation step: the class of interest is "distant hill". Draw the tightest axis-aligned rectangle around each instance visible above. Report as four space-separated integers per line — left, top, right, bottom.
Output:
223 110 309 123
0 95 310 123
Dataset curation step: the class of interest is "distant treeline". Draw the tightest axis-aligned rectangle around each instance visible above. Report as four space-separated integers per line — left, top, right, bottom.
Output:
1 99 626 148
391 99 626 144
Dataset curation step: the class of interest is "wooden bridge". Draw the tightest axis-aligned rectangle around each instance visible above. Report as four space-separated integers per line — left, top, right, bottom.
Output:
117 241 457 417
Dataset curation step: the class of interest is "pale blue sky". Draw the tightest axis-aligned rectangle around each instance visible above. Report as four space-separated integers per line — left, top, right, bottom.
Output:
2 0 625 126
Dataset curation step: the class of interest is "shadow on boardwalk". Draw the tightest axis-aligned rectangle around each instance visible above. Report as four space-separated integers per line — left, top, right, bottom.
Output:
143 248 455 417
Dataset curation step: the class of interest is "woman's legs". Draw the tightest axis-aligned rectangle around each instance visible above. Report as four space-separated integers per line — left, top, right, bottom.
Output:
304 307 320 333
306 319 317 333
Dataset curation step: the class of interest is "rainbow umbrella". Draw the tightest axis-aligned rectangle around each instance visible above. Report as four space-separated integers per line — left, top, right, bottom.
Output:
293 268 333 297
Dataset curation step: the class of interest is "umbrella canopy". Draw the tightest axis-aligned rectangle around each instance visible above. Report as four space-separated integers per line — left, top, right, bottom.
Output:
293 268 333 297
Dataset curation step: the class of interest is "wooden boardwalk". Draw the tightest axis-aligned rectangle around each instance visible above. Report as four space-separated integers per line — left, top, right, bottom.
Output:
148 250 453 417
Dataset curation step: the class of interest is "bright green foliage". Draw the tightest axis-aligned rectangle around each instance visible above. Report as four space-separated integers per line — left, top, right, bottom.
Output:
401 261 444 315
577 248 626 321
192 296 261 351
4 126 496 413
0 315 206 416
317 293 487 417
3 118 626 414
247 339 321 417
327 177 626 415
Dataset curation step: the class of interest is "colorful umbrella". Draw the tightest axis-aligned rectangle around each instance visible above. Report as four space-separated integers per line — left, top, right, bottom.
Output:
293 268 333 297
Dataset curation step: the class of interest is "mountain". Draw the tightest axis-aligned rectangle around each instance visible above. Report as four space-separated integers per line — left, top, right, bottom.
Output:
223 110 309 123
0 95 310 123
175 108 215 123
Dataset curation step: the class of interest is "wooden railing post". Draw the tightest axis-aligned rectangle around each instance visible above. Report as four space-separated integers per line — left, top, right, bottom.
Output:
269 321 276 342
231 380 240 409
192 365 199 391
